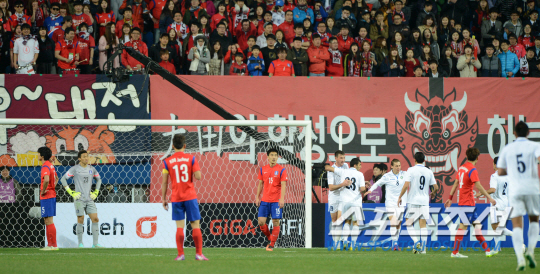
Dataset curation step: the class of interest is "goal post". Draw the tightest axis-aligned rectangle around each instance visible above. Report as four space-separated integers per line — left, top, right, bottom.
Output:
0 118 312 249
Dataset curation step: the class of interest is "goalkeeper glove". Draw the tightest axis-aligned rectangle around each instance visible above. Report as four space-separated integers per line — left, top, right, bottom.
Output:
90 190 99 200
65 187 81 200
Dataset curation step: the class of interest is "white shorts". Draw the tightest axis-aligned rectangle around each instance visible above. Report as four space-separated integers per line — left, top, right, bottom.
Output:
328 198 342 214
386 206 407 220
405 204 430 220
509 194 540 219
490 206 511 224
341 201 364 222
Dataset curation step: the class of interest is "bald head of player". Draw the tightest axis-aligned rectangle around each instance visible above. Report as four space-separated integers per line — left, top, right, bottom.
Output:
267 148 279 167
414 152 425 165
335 150 345 167
514 121 529 138
78 150 89 167
465 147 480 165
172 134 186 151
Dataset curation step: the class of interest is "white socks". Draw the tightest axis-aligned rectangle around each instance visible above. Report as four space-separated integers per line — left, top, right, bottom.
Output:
528 222 539 256
341 223 351 246
420 228 428 251
407 225 419 245
503 228 514 236
351 225 360 248
513 227 525 263
390 226 398 243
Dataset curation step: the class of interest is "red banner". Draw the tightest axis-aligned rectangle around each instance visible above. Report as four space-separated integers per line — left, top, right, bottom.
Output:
150 76 540 204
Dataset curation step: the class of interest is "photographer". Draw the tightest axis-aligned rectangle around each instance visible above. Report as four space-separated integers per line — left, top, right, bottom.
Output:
0 166 22 203
457 44 481 77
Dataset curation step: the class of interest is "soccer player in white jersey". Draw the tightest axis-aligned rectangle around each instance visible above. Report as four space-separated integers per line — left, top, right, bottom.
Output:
476 156 513 255
497 121 540 271
327 150 350 247
13 23 39 74
325 157 365 250
364 159 408 251
398 152 438 254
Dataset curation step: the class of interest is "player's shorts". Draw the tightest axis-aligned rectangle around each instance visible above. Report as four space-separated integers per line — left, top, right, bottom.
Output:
490 206 511 224
172 199 201 222
457 205 480 224
258 201 282 219
405 204 430 220
40 198 56 218
386 206 407 220
74 200 98 216
328 198 342 214
509 194 540 219
341 201 364 222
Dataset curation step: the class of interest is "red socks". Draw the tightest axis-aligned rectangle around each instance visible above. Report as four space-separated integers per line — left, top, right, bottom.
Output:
192 228 203 256
475 228 490 252
176 228 184 256
259 224 271 240
46 224 57 247
270 226 280 247
453 228 464 255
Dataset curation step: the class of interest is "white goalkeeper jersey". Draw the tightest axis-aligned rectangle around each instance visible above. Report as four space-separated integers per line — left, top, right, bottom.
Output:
369 170 408 207
497 137 540 196
331 167 365 204
490 171 509 210
327 162 349 201
405 164 436 206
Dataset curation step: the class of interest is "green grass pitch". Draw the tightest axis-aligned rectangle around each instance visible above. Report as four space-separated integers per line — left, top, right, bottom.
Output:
0 247 533 273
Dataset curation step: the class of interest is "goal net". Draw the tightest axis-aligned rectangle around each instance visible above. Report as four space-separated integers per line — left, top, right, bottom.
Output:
0 119 312 249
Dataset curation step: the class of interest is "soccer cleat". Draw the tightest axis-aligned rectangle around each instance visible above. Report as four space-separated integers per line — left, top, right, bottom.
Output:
342 242 348 250
451 253 468 258
393 243 401 251
195 254 209 261
413 243 422 254
420 250 426 254
523 244 527 254
486 251 494 257
526 253 537 268
92 244 104 248
266 244 274 251
517 260 526 271
78 243 84 248
174 255 185 261
39 246 53 251
51 247 59 251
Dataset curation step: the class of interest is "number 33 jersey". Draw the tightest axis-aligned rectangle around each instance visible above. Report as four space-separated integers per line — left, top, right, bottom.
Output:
405 165 436 206
497 137 540 197
332 168 365 204
163 151 201 202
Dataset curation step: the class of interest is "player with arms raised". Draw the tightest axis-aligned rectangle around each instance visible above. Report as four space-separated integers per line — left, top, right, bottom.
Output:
497 121 540 270
445 147 496 258
398 152 438 254
60 150 103 248
38 146 59 251
327 150 349 247
256 148 287 251
161 134 208 261
325 157 365 250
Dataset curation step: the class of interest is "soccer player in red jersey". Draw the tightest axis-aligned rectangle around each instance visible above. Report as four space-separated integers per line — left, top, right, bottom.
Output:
445 148 496 258
38 146 59 251
161 134 208 261
256 148 287 251
268 48 294 76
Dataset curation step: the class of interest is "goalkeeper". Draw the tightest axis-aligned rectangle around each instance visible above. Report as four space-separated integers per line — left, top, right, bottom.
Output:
60 150 103 248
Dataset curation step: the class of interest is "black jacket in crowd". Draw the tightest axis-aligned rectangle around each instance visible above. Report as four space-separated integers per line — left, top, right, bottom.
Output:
149 43 180 66
37 36 56 64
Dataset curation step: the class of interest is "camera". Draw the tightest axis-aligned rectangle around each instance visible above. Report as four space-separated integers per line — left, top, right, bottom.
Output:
312 163 329 188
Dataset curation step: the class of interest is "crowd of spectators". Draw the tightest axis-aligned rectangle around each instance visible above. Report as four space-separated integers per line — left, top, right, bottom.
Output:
2 0 540 77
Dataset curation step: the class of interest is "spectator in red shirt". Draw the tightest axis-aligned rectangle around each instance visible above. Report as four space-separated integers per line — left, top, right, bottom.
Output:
95 0 116 38
520 24 535 48
118 0 146 33
307 33 330 76
337 25 353 54
257 11 278 36
235 19 257 51
9 1 31 29
404 48 420 77
51 16 72 43
76 23 95 74
28 0 45 29
268 47 294 76
315 21 331 48
115 7 139 38
72 1 93 31
148 0 167 43
278 10 295 44
55 27 82 74
121 27 148 71
230 0 250 32
159 49 176 74
326 37 344 76
211 2 227 31
230 52 248 75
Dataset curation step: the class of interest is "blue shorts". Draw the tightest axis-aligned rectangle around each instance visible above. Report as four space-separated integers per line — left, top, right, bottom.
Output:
458 205 479 224
40 198 56 218
172 199 201 222
258 201 282 219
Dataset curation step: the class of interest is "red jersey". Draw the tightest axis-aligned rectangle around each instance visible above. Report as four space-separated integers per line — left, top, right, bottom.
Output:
160 60 176 74
148 0 167 28
77 35 95 65
9 13 31 29
55 40 81 69
71 13 93 30
121 39 148 68
326 49 344 76
167 22 190 40
96 12 116 37
51 28 65 43
115 19 139 38
40 161 57 200
163 151 200 202
258 164 287 203
210 13 226 30
337 35 354 54
268 59 294 76
278 21 295 45
456 162 479 206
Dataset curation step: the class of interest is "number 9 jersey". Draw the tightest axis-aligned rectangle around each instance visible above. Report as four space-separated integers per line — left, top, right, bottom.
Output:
405 164 436 206
331 168 365 203
163 151 201 202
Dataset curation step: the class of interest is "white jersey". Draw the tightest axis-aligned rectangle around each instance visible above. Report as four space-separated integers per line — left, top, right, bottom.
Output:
404 164 436 206
327 162 349 201
332 167 365 203
497 137 540 196
13 37 39 66
489 171 509 210
369 170 408 207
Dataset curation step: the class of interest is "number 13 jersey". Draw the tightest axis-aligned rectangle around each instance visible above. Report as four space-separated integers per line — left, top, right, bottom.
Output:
332 168 365 203
163 151 201 202
405 164 436 206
